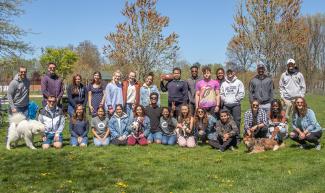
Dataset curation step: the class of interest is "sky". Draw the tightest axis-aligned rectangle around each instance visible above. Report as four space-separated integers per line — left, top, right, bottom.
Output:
16 0 325 65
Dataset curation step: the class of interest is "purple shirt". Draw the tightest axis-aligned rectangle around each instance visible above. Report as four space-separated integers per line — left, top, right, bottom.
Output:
196 79 219 108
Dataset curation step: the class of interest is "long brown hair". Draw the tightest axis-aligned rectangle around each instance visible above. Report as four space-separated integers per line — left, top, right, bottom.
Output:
133 105 146 118
72 74 82 95
91 71 102 85
178 104 192 124
293 97 308 117
194 108 208 129
270 99 283 120
72 104 86 124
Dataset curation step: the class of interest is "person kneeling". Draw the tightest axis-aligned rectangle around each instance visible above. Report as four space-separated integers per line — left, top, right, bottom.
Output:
91 107 110 146
38 95 65 149
109 104 129 145
128 105 149 146
70 105 89 147
176 104 196 148
209 110 239 152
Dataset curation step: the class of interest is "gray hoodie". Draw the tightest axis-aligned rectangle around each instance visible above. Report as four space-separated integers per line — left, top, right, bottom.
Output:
220 76 245 106
279 70 306 100
7 74 30 109
249 75 274 104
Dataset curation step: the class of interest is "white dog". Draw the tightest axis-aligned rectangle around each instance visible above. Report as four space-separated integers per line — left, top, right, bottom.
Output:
6 113 45 150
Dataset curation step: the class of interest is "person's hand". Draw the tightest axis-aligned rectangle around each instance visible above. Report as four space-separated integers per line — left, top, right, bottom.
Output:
121 135 127 141
99 102 104 107
89 105 94 113
214 106 219 113
77 137 83 144
299 132 306 140
223 133 230 141
172 101 176 112
100 137 106 144
185 128 191 134
250 125 257 132
139 133 145 138
11 108 17 113
54 134 60 142
177 123 183 129
42 136 47 142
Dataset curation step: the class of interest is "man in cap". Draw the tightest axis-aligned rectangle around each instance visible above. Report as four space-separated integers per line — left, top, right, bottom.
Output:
279 58 306 118
249 63 274 115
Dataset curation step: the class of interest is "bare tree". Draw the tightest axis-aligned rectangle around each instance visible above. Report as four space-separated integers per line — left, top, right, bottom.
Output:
104 0 179 81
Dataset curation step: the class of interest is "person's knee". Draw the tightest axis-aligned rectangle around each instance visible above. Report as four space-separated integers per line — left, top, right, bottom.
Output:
42 144 50 149
155 140 161 144
53 142 62 149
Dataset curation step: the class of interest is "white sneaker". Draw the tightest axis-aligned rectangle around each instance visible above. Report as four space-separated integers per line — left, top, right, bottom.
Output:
299 144 307 149
315 144 321 150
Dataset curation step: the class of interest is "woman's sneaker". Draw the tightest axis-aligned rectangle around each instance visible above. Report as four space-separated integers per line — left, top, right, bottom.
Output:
315 144 321 151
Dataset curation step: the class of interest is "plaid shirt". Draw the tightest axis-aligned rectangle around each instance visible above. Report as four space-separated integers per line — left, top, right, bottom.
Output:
244 109 268 131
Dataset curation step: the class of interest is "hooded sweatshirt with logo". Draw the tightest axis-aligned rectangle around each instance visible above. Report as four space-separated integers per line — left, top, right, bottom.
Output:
220 76 245 106
279 70 306 100
7 74 30 109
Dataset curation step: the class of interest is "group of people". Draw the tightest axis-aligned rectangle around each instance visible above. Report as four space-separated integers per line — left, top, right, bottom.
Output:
6 59 323 151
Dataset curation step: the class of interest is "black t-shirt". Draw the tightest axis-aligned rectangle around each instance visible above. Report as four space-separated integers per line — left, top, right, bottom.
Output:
145 106 162 132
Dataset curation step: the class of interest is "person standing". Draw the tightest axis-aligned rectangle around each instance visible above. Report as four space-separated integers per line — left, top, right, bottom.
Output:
122 71 141 118
249 63 274 115
145 92 163 144
41 62 64 107
88 72 105 117
160 67 188 117
105 70 123 112
7 66 30 117
195 66 220 117
279 58 306 118
67 74 87 117
140 72 160 107
220 69 245 130
187 65 200 115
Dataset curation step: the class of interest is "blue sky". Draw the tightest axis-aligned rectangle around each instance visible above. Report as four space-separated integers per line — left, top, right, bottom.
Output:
16 0 324 65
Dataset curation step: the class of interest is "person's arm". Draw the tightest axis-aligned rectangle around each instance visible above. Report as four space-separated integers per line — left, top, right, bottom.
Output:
214 89 220 112
102 127 110 139
69 120 79 137
56 114 65 134
236 81 245 102
58 80 64 101
67 85 76 108
270 79 274 101
108 119 118 139
41 76 49 98
100 87 106 107
81 120 89 138
195 90 200 110
92 128 101 139
105 84 112 109
229 120 239 137
306 110 319 132
88 89 94 112
7 80 16 110
83 86 88 107
189 117 194 132
248 80 254 103
160 80 168 92
220 84 225 102
299 73 306 97
279 74 285 99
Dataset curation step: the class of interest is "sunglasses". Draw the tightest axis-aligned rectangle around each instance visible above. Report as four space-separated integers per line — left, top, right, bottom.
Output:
197 110 204 114
48 100 56 103
150 97 157 100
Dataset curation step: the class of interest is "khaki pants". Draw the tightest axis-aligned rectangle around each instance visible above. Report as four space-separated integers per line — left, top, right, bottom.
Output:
281 98 295 119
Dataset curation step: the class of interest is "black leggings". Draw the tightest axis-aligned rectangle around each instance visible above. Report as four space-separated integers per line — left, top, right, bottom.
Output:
290 130 322 145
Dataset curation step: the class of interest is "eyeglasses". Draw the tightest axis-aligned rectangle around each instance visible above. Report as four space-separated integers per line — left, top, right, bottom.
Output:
48 100 56 103
20 71 27 74
197 110 204 114
150 97 157 100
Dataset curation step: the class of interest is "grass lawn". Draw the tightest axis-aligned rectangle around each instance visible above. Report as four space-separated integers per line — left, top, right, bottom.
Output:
0 94 325 193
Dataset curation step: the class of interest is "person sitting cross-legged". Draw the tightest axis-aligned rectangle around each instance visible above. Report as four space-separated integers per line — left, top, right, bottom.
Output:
209 110 239 152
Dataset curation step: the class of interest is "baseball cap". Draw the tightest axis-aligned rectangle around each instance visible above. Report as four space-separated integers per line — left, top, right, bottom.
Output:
287 58 295 64
256 63 265 69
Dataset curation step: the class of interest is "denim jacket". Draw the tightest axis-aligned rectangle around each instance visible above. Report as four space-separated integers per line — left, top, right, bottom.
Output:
109 112 130 139
140 84 160 107
292 109 322 133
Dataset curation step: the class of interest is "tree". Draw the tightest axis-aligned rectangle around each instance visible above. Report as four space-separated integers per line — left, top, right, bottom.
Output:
104 0 179 80
39 47 78 80
232 0 306 74
74 40 102 81
0 0 31 57
226 36 252 72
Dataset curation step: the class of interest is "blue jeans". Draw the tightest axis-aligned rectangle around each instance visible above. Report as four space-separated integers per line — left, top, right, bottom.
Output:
147 131 163 143
93 137 110 146
68 105 74 117
43 133 63 145
125 103 134 118
162 134 177 145
70 136 88 146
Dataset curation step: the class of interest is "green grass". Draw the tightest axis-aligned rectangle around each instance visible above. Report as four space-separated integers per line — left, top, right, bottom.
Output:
0 94 325 193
